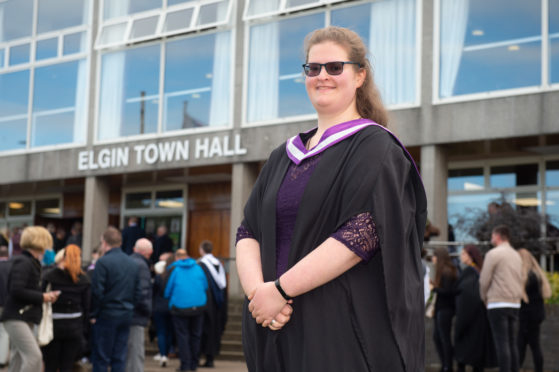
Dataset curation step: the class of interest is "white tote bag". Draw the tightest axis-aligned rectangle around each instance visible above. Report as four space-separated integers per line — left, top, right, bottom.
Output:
37 283 53 346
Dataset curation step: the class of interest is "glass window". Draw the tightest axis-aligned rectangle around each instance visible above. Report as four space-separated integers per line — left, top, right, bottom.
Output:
0 49 5 69
490 164 539 188
546 160 559 186
36 38 59 61
130 15 160 40
168 0 192 5
547 190 559 236
63 32 87 55
125 192 152 209
98 22 128 47
332 0 417 106
448 192 503 241
98 45 160 140
0 70 29 151
164 8 194 33
9 43 30 66
439 0 541 98
287 0 319 7
247 14 322 123
513 191 541 211
551 0 559 84
103 0 162 20
198 1 228 26
37 0 88 34
155 190 184 208
245 0 280 18
31 60 87 147
164 32 231 130
448 168 484 191
36 199 61 216
0 0 34 42
8 201 32 216
0 202 5 218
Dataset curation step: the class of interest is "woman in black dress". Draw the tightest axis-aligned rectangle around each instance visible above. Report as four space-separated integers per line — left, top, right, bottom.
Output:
454 245 495 372
41 244 91 372
517 248 551 372
431 246 458 372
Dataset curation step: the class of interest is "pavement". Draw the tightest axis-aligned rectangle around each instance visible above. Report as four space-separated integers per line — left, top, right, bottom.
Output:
144 355 248 372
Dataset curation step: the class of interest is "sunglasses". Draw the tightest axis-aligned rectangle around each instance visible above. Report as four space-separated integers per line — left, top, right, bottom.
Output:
302 61 361 77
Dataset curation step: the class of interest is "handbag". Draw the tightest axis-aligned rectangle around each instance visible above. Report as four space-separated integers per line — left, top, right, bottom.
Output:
425 292 437 319
38 283 53 346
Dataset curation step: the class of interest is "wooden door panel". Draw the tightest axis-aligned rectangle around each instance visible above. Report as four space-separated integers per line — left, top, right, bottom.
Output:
188 210 229 259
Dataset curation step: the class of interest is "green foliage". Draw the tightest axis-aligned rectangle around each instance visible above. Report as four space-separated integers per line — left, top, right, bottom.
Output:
546 272 559 304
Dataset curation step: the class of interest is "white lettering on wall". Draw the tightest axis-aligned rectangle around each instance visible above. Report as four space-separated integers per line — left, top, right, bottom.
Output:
195 138 209 159
175 140 189 161
209 137 223 158
158 141 176 162
144 144 158 165
117 147 129 167
78 135 246 171
134 145 146 164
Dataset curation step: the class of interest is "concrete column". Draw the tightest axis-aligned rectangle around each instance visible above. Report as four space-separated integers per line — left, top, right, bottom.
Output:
82 176 109 261
420 145 448 241
228 162 259 299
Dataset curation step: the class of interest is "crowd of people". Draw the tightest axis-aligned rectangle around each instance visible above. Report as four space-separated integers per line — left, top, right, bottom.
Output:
0 220 228 372
427 224 552 372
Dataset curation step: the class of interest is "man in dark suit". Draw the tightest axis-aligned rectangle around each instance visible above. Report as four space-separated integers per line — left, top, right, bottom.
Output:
121 217 145 255
90 227 141 372
152 225 173 264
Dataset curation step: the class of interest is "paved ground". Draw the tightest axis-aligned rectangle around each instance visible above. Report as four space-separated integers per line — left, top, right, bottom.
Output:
144 356 248 372
0 354 249 372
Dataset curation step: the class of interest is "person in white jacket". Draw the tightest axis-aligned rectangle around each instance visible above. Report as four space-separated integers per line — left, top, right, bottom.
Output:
198 241 227 368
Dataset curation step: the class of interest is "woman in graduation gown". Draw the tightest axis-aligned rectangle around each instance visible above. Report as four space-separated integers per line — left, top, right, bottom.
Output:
236 26 427 372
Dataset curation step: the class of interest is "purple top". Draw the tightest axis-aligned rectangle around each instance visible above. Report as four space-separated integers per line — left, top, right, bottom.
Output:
237 119 380 277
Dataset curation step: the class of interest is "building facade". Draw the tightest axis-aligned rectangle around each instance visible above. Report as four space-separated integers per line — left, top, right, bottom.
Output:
1 0 558 297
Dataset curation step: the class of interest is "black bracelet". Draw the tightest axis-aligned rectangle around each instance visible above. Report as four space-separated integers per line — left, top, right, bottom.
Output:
275 278 292 301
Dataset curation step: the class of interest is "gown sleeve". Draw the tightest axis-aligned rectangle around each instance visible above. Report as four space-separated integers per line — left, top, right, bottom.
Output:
236 223 255 244
330 212 379 262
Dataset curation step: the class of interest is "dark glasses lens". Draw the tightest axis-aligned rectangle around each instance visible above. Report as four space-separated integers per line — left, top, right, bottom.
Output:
302 62 359 77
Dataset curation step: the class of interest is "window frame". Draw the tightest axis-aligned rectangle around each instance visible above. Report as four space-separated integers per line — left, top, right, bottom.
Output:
93 27 235 145
121 185 187 249
0 0 92 156
242 0 347 21
241 0 422 128
95 0 234 50
448 155 559 241
0 194 63 222
432 0 559 105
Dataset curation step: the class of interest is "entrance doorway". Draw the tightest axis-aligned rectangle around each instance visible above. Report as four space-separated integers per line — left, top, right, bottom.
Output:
122 187 187 251
187 183 231 260
143 215 182 250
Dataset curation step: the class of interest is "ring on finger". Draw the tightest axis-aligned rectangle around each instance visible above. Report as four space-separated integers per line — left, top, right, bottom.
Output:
271 319 276 326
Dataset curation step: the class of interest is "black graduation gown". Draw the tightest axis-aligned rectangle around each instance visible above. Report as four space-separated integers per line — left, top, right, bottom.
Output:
454 266 496 368
241 125 427 372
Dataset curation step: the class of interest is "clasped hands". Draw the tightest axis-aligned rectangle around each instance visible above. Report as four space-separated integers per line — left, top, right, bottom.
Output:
248 281 293 331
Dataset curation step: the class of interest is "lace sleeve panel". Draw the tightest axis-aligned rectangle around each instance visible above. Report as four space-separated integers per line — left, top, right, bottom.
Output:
331 212 379 262
236 223 255 244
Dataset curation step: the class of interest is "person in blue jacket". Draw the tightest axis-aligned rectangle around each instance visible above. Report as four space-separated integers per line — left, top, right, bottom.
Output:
165 249 208 371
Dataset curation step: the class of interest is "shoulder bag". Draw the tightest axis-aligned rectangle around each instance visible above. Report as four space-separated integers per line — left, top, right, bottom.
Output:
37 283 53 346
